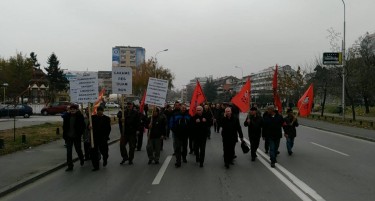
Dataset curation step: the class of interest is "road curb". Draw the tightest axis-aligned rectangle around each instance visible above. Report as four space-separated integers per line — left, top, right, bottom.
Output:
0 138 120 198
300 123 375 143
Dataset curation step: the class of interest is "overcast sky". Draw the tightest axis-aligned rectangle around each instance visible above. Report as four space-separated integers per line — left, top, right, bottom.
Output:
1 0 375 89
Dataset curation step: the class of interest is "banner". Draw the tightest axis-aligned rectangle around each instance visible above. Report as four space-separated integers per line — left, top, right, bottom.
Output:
189 80 206 116
76 72 99 103
112 67 132 94
298 84 314 117
139 90 147 114
92 88 106 115
231 78 251 113
145 78 169 107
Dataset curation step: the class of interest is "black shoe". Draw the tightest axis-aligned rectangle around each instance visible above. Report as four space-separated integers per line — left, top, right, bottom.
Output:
277 151 280 155
225 164 229 169
189 151 193 154
154 161 159 164
183 158 187 163
129 161 133 165
271 163 275 168
288 151 293 156
229 161 234 165
84 157 90 161
175 163 181 168
65 167 73 172
137 149 141 151
92 167 99 171
120 159 128 165
103 160 107 167
80 159 84 166
199 163 204 168
148 160 152 165
233 155 237 159
251 157 256 161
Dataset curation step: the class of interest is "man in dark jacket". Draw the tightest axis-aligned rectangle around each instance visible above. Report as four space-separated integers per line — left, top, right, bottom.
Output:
263 105 284 168
220 107 244 169
136 111 148 151
283 108 299 156
244 107 263 161
170 104 191 168
90 106 111 171
146 108 166 164
191 106 210 167
213 103 223 133
62 104 85 171
117 102 140 165
203 104 213 139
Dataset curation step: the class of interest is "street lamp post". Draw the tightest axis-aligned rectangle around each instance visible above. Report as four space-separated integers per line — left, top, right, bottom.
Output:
341 0 346 119
3 83 8 103
154 49 168 78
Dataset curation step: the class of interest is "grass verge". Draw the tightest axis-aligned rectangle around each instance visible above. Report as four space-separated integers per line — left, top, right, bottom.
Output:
0 122 63 156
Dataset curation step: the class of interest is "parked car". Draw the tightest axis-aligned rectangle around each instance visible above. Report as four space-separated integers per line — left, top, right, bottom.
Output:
41 102 71 115
0 104 33 118
105 102 119 108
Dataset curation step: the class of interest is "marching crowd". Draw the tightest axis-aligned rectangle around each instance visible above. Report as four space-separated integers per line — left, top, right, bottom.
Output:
61 101 298 171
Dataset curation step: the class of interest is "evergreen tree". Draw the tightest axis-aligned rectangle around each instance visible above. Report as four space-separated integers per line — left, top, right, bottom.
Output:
30 52 40 68
203 79 217 102
44 53 68 103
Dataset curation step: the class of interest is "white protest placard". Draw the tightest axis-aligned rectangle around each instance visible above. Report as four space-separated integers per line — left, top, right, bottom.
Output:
145 77 169 107
69 79 79 103
76 72 99 103
112 67 132 94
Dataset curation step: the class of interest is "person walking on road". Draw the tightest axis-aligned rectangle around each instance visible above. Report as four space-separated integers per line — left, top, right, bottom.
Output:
220 107 244 169
146 108 167 165
89 106 111 171
62 104 85 171
191 106 210 167
170 104 191 168
203 104 213 140
118 102 140 165
263 105 284 168
244 107 263 161
283 108 299 156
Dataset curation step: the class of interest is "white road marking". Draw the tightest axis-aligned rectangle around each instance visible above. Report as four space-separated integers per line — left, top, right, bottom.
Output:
242 138 325 201
310 142 349 157
257 149 325 201
152 155 172 185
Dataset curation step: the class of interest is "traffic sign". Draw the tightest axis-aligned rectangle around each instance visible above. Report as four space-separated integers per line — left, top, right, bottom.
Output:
323 52 342 65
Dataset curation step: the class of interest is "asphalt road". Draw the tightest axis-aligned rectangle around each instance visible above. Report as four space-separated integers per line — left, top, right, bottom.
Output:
2 115 375 201
0 115 63 130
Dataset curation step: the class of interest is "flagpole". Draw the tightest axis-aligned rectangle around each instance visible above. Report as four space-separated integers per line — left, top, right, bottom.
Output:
88 103 94 148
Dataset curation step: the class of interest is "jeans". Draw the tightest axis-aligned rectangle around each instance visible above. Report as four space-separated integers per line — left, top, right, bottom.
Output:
269 138 280 163
286 137 295 153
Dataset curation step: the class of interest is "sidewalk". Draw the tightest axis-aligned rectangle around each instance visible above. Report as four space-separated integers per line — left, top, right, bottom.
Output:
299 118 375 142
0 124 121 198
310 112 375 122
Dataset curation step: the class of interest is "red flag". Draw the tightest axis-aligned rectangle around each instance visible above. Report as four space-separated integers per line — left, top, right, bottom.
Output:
189 81 206 116
272 65 282 112
298 84 314 117
92 88 106 115
139 90 147 114
231 78 251 112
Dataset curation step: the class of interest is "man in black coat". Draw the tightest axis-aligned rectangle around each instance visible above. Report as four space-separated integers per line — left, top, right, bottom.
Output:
146 108 166 164
244 107 263 161
283 108 299 155
62 104 85 171
263 105 284 168
90 106 111 171
117 102 140 165
191 106 210 167
220 107 244 169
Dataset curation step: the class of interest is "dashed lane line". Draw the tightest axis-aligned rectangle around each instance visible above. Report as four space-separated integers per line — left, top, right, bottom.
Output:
152 155 172 185
310 142 350 157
